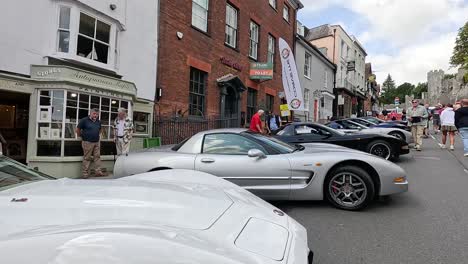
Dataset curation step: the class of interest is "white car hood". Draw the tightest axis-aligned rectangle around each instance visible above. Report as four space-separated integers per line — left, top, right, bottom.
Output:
299 142 364 154
0 177 233 238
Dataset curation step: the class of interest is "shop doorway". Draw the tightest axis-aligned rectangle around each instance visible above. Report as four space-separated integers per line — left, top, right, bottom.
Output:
0 91 30 163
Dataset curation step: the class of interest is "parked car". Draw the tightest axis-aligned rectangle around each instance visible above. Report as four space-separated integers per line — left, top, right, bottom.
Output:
275 122 409 160
328 119 413 144
361 116 409 129
114 128 408 211
0 155 312 264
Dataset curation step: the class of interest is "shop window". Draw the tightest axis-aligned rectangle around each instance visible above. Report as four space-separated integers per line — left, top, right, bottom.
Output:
77 13 111 63
189 68 206 117
58 6 71 52
133 112 150 135
247 88 257 123
192 0 209 32
249 21 259 60
225 4 238 48
37 89 130 157
321 97 325 108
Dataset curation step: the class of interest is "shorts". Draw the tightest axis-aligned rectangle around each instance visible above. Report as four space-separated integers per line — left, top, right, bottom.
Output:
441 125 457 132
433 119 441 126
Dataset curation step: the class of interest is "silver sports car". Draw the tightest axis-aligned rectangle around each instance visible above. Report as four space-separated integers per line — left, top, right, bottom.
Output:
114 129 408 210
0 155 312 264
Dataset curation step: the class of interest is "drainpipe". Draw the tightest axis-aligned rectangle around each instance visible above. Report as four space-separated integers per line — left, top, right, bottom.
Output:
332 28 337 117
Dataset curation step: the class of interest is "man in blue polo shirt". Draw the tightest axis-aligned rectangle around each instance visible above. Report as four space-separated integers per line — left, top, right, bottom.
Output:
76 108 104 178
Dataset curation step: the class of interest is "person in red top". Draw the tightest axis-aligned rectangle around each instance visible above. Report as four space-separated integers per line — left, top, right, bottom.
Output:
249 109 265 133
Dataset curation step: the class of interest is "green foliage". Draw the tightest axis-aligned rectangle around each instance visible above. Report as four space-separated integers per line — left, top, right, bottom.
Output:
444 74 456 80
450 22 468 69
413 82 428 98
379 79 427 105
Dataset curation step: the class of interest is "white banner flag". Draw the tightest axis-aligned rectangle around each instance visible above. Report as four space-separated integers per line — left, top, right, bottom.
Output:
279 38 305 111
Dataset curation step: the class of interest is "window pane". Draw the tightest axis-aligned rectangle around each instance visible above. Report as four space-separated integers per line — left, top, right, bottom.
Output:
203 134 266 155
58 31 70 52
79 13 95 37
64 141 83 156
193 0 208 9
39 96 51 106
40 91 51 97
66 107 77 123
67 92 78 106
96 21 110 43
100 111 110 125
101 97 110 111
65 123 77 138
79 94 89 108
134 112 149 134
37 141 61 157
120 101 129 110
77 35 93 58
78 109 88 119
51 98 64 122
94 41 109 63
59 6 70 29
111 100 119 112
90 96 100 110
38 123 50 139
51 123 63 138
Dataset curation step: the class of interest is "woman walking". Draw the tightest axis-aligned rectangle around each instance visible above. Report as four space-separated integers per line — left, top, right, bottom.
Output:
439 104 457 150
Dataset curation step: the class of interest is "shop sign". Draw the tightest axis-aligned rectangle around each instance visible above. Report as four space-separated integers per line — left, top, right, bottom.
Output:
31 65 137 96
0 78 32 94
279 38 305 111
280 104 290 117
220 57 243 71
338 95 345 105
249 62 273 80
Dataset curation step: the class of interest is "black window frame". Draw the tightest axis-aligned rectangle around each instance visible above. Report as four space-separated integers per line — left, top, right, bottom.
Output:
247 88 258 123
189 67 207 117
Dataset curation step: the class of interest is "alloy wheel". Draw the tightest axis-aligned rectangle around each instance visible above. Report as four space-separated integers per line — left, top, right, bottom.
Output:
329 172 368 208
370 143 391 160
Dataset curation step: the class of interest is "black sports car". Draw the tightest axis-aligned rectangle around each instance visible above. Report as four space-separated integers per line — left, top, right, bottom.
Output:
359 117 410 131
275 122 409 160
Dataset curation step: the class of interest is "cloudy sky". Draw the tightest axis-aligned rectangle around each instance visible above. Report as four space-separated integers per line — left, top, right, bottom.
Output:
298 0 468 86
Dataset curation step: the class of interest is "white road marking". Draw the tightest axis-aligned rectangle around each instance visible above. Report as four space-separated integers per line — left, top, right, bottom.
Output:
413 156 441 160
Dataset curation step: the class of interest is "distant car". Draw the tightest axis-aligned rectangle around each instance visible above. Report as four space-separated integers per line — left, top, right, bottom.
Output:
114 128 408 211
361 116 409 129
275 122 409 160
329 119 413 144
0 155 312 264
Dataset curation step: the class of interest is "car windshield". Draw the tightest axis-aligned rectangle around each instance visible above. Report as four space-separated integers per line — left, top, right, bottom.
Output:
243 132 296 154
352 119 372 127
0 156 55 191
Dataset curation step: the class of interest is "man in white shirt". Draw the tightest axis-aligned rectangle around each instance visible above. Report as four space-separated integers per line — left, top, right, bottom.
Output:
113 108 134 156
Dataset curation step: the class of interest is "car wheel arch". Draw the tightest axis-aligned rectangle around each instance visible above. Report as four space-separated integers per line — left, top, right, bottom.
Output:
388 130 405 141
324 160 381 198
148 167 172 172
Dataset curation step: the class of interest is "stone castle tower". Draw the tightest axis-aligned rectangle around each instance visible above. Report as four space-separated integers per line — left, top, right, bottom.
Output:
427 68 468 105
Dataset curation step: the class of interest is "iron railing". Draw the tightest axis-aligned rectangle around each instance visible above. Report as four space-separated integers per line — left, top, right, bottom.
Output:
154 117 241 145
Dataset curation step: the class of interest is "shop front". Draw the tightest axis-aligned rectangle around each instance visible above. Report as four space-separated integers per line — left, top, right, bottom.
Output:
0 65 153 178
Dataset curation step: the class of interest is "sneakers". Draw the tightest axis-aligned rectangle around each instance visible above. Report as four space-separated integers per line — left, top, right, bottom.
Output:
438 143 446 149
450 145 454 151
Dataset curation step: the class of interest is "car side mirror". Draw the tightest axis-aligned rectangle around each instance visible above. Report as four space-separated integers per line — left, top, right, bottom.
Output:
248 149 266 159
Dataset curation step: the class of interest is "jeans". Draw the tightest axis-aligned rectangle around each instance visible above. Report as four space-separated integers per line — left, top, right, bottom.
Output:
458 128 468 153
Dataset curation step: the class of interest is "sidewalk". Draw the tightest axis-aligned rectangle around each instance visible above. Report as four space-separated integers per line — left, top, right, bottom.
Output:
431 131 468 169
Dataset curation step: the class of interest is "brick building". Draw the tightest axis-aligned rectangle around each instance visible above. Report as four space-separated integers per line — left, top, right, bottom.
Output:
156 0 303 126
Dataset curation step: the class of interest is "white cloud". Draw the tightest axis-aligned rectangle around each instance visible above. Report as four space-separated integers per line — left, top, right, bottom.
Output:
369 32 458 84
299 0 467 84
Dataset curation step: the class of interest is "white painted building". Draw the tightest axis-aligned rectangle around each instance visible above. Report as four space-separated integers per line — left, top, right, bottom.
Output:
0 0 159 178
295 30 336 123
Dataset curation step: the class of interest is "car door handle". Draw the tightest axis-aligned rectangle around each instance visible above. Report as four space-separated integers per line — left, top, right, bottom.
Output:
201 158 215 163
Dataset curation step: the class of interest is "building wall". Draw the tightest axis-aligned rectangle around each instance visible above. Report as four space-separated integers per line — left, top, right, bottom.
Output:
295 37 335 122
0 0 158 101
157 0 299 119
308 36 334 61
428 68 468 105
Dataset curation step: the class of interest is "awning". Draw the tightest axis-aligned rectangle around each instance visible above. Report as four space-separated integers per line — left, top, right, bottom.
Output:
217 74 246 92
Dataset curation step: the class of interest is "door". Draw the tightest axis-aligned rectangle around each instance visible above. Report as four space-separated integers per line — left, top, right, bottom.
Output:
194 133 291 200
314 100 318 122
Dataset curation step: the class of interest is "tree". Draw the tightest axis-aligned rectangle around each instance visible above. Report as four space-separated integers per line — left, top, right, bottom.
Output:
382 74 396 90
450 22 468 70
413 82 428 98
379 74 397 104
